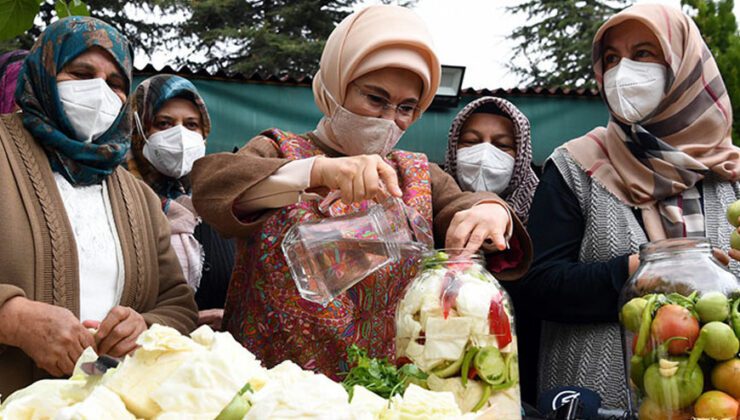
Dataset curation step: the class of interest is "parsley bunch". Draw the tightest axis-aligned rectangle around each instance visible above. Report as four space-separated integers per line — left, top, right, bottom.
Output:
341 345 428 400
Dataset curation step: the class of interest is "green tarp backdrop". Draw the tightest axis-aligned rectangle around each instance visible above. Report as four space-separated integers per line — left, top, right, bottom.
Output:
133 75 610 166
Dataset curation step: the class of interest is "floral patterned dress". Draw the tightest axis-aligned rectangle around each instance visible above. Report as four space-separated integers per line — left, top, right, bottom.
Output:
222 128 433 378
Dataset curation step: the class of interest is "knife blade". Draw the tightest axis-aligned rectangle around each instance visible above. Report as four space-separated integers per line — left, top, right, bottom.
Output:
80 355 120 376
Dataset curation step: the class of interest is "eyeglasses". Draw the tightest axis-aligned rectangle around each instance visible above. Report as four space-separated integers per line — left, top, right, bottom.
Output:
350 82 419 119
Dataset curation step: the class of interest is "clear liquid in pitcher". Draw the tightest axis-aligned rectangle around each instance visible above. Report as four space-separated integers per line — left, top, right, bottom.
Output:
286 238 398 306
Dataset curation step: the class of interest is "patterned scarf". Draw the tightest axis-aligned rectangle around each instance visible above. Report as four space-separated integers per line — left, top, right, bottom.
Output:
126 74 211 200
14 16 133 186
0 50 28 113
445 96 539 223
565 4 740 241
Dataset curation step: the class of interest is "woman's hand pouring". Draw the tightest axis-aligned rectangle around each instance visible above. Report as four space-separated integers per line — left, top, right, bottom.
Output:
309 155 402 203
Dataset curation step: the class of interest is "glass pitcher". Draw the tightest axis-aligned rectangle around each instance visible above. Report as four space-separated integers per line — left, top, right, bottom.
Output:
282 195 433 307
618 238 740 419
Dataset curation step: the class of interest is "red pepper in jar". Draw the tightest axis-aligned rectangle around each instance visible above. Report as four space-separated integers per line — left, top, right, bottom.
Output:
489 292 512 349
441 271 462 319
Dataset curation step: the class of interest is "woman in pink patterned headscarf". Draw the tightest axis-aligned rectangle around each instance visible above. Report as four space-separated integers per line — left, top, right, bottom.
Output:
191 5 532 379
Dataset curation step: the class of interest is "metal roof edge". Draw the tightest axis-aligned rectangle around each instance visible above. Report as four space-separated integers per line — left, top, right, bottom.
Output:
134 64 600 97
460 86 600 98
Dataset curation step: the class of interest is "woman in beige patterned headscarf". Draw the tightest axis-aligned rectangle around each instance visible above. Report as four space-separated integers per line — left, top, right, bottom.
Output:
569 4 739 241
191 4 532 381
522 3 740 409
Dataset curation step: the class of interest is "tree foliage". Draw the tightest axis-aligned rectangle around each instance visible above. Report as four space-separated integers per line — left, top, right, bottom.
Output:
682 0 740 143
0 0 183 56
87 0 186 61
1 0 417 78
178 0 357 76
179 0 416 76
0 1 56 51
507 0 630 89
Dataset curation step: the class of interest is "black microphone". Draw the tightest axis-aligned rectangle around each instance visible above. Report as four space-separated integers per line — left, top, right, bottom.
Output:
538 387 602 420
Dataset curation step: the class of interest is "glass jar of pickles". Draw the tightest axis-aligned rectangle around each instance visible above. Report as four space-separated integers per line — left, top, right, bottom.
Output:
395 249 521 419
619 238 740 419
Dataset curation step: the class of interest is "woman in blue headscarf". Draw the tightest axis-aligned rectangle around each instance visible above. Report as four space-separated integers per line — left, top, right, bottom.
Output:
0 17 197 395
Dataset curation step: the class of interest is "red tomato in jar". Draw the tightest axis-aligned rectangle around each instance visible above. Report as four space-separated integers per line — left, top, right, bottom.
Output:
650 304 700 355
693 391 739 420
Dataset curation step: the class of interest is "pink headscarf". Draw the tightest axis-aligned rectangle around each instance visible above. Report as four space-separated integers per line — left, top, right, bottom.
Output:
312 5 441 121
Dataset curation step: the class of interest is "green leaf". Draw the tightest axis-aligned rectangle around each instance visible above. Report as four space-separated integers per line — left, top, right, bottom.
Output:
0 0 41 41
57 0 89 17
56 1 71 18
341 344 415 400
68 0 89 16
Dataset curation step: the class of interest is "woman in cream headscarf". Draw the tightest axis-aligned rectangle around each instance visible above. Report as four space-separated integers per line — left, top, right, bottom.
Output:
191 5 532 377
522 3 740 408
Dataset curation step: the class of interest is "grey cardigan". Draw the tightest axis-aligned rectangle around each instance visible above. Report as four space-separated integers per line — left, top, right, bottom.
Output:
537 147 740 408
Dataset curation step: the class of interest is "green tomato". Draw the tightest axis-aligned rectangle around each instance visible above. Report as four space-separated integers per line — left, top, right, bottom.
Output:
473 346 506 385
643 359 704 410
726 200 740 227
695 292 730 323
621 297 648 333
702 322 740 361
505 352 519 384
731 230 740 251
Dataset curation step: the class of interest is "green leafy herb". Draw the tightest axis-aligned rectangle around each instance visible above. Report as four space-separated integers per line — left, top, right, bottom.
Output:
341 345 427 400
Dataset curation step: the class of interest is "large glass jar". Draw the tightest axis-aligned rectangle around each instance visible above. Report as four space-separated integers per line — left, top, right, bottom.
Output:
395 249 522 419
619 238 740 419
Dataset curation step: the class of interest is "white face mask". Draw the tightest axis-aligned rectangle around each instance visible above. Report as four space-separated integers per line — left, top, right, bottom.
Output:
603 58 667 124
58 78 123 143
321 88 405 156
138 115 206 179
456 142 515 194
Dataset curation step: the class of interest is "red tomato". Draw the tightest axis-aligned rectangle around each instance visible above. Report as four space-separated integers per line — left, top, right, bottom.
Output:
693 391 739 419
396 357 412 367
650 304 700 355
